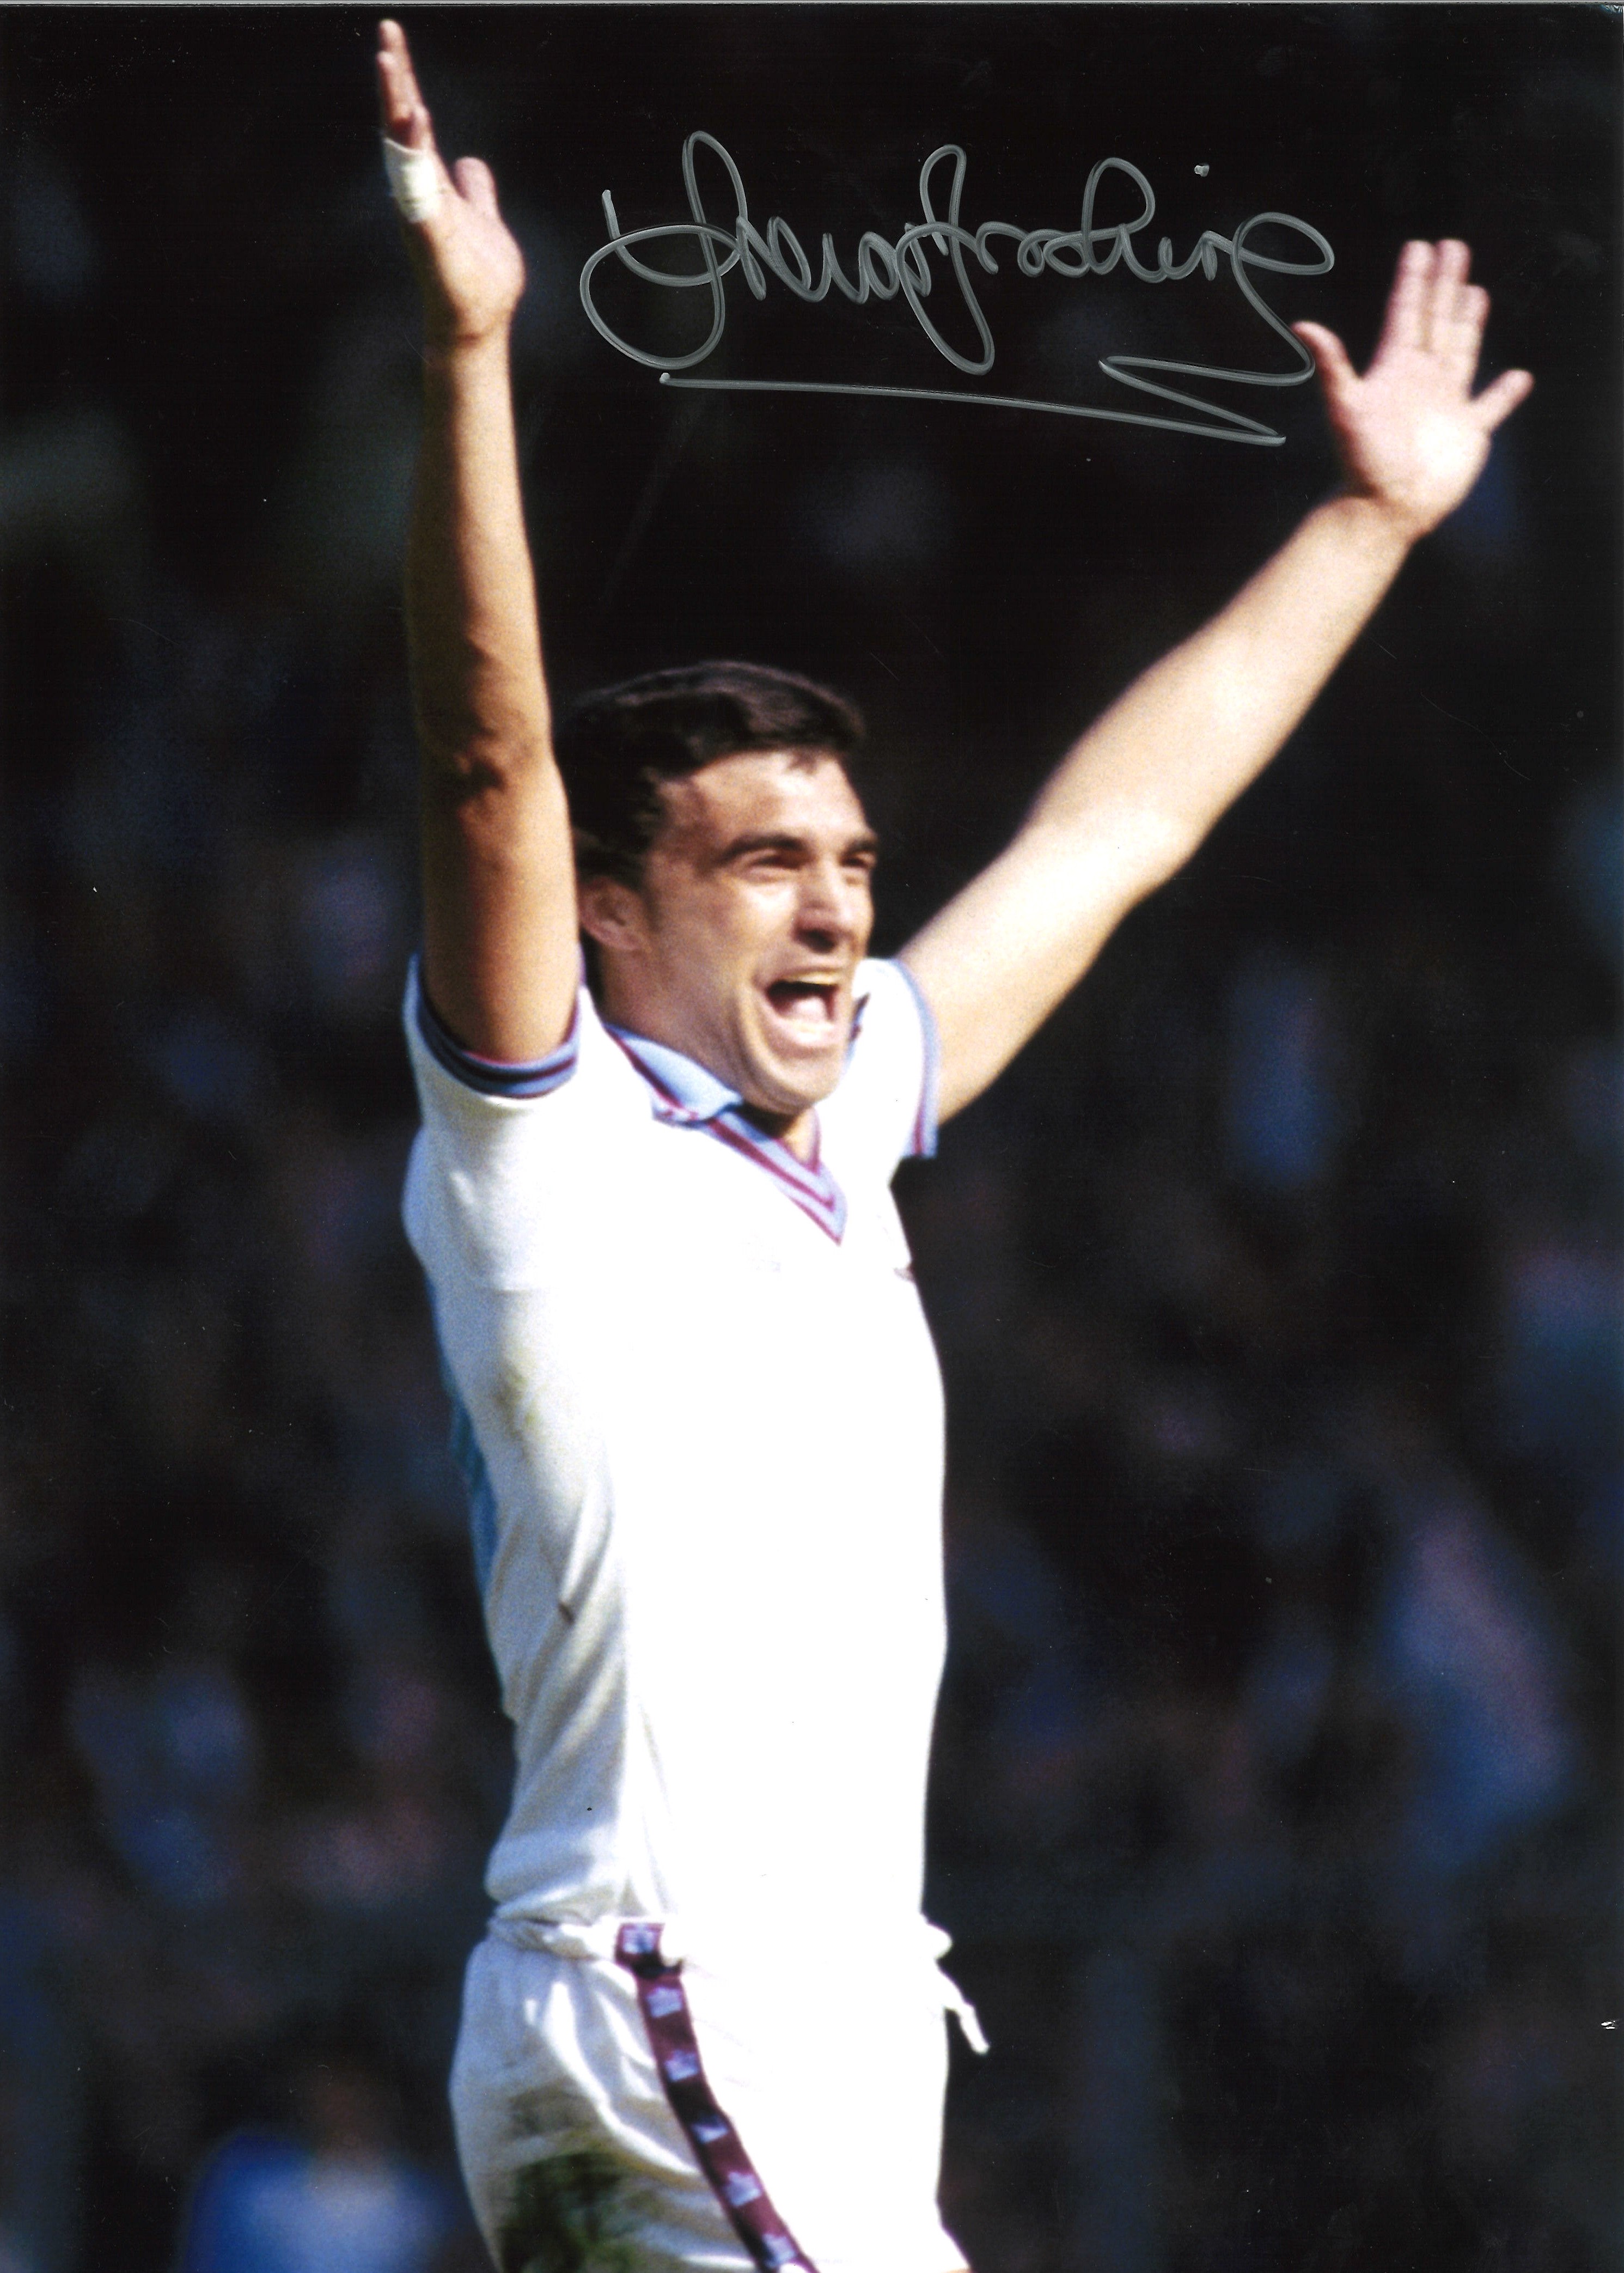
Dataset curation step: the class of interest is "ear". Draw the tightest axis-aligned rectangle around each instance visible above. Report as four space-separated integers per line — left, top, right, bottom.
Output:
577 873 652 960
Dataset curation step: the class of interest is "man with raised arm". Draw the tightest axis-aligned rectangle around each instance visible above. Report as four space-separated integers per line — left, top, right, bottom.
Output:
377 22 1529 2273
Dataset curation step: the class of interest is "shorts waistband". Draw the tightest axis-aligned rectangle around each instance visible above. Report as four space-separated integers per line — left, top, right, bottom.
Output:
486 1911 988 2051
491 1912 670 1963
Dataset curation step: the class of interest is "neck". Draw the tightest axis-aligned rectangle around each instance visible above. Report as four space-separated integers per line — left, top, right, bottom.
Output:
741 1101 818 1163
599 983 822 1165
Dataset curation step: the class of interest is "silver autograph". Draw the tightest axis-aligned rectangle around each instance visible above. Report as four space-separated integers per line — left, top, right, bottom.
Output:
580 137 1335 444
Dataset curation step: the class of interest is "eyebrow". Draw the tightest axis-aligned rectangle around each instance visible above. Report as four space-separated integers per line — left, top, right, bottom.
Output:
719 829 880 864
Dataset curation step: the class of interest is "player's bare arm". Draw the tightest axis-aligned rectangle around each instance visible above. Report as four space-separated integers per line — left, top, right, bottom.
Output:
379 19 577 1062
901 239 1534 1122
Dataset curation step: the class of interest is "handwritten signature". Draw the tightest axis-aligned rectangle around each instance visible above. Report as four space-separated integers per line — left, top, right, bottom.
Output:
579 137 1334 445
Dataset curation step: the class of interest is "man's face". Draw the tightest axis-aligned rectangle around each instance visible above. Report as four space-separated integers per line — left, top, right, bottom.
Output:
583 749 878 1126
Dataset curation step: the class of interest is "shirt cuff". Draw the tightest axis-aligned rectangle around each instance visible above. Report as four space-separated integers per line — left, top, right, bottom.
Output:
412 958 579 1099
889 959 940 1160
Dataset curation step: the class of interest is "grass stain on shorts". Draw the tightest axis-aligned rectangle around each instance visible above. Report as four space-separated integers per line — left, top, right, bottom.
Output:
499 2148 646 2273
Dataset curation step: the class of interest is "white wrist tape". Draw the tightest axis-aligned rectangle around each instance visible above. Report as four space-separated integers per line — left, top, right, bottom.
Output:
383 136 442 222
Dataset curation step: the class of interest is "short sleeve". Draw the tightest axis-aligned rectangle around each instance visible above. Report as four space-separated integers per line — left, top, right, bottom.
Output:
401 960 648 1290
818 957 939 1187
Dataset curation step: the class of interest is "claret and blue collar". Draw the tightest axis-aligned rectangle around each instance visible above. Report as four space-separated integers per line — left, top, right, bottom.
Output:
413 958 860 1242
600 1025 747 1126
603 1014 858 1243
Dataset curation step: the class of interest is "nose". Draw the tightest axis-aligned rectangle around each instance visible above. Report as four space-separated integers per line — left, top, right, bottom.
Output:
793 855 864 949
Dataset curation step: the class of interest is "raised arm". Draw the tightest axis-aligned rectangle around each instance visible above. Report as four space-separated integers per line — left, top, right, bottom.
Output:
377 19 577 1060
901 239 1533 1121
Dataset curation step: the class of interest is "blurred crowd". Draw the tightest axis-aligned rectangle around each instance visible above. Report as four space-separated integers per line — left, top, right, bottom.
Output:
2 16 1617 2273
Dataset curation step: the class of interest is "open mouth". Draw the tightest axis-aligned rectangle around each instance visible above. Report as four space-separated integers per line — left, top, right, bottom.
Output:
764 977 841 1034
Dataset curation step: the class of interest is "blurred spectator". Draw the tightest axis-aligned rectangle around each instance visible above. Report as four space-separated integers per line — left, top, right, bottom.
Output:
1222 947 1348 1195
0 1888 86 2273
1378 1500 1574 1885
176 2056 460 2273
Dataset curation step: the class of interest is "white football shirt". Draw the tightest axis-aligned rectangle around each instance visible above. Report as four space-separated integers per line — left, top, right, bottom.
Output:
401 958 946 1977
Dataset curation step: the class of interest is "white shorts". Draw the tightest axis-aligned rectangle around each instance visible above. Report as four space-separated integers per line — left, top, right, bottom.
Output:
450 1921 973 2273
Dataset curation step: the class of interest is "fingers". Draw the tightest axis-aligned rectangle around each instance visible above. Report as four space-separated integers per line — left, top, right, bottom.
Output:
377 21 499 228
1423 237 1472 351
1374 239 1473 355
1374 239 1433 361
1292 321 1360 415
1373 239 1516 403
1426 241 1472 350
452 157 499 216
376 19 435 154
1473 365 1534 433
1438 281 1489 389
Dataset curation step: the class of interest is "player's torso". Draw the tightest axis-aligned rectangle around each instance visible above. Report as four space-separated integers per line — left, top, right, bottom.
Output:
436 1102 947 1931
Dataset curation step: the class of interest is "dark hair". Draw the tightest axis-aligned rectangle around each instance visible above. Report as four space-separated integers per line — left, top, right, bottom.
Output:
554 661 865 887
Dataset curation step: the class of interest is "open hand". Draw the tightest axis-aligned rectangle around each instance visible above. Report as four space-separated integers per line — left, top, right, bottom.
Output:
376 19 525 349
1293 241 1532 541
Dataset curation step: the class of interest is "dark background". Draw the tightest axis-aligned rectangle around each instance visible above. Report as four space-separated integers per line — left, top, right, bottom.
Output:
2 8 1618 2270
